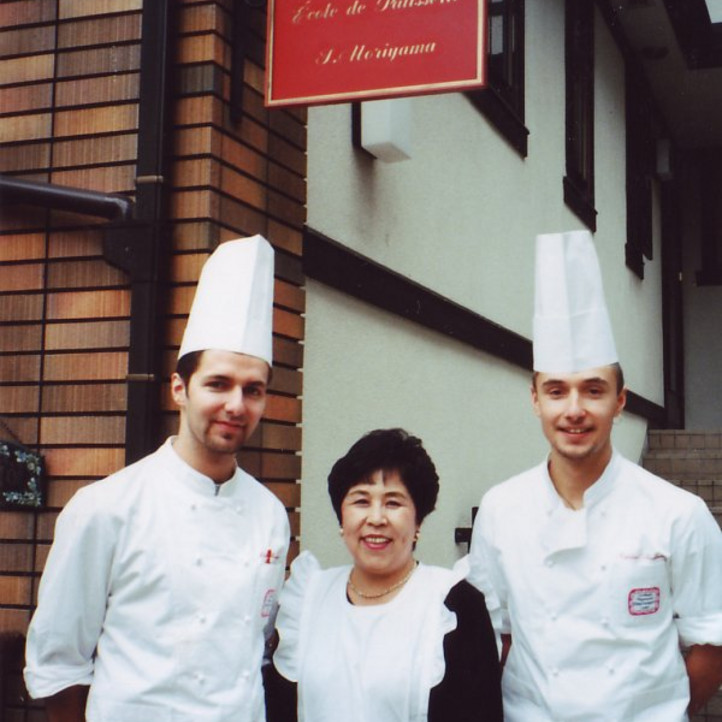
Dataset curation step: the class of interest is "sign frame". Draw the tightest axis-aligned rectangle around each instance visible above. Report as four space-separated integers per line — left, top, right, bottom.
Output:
265 0 487 108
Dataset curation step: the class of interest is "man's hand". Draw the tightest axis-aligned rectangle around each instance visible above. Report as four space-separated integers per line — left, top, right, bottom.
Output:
44 685 89 722
686 644 722 714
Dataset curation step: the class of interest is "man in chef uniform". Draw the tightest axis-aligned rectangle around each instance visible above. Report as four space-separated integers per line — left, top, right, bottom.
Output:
469 230 722 721
24 235 290 722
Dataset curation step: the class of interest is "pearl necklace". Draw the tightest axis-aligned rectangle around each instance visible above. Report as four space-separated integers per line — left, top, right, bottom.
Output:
347 561 418 599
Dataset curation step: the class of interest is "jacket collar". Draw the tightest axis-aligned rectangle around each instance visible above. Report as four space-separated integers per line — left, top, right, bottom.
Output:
539 451 619 557
162 437 243 498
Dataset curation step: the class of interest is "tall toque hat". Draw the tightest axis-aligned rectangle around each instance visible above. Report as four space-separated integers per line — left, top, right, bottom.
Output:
178 235 274 366
533 230 617 373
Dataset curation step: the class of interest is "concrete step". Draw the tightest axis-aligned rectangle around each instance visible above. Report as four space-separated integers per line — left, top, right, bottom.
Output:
647 430 722 452
643 430 722 530
643 450 722 480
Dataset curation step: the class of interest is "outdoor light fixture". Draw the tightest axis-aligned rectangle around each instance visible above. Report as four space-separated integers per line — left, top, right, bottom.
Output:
359 99 413 163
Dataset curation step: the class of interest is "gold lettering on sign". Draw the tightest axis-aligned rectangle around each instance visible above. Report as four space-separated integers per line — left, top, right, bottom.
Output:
349 41 437 62
376 0 458 10
316 47 347 65
347 0 367 13
293 1 339 23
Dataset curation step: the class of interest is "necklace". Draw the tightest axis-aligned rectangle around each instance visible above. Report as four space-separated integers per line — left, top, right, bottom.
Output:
347 560 418 599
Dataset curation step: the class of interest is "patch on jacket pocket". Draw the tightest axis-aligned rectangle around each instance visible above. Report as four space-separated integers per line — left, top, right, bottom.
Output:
628 587 660 616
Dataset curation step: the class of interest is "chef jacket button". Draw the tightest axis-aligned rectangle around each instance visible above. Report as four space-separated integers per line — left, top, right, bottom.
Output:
600 564 607 571
195 556 203 566
244 558 251 567
190 503 197 511
601 616 609 627
545 559 554 567
241 670 250 680
607 665 615 675
550 613 558 621
196 672 205 684
235 504 244 514
198 613 207 624
551 667 559 677
244 614 252 624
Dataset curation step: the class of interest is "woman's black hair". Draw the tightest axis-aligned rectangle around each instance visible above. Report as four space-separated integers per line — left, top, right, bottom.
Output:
327 428 439 525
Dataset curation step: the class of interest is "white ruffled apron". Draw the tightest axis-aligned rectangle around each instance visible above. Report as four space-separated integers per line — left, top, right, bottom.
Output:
274 553 465 722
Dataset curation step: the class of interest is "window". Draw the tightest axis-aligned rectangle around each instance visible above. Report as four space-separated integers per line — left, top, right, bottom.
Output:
625 66 654 279
467 0 527 157
697 150 722 285
487 0 524 113
564 0 596 231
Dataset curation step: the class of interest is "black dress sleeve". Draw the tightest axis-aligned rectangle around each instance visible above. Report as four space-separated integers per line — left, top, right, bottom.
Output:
263 662 298 722
428 580 504 722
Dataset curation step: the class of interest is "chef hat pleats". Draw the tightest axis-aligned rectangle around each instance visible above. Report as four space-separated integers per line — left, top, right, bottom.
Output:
178 235 274 366
533 230 618 373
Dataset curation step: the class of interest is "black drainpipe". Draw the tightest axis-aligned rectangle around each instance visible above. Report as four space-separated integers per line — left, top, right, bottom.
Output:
103 0 175 464
0 0 175 466
0 176 134 221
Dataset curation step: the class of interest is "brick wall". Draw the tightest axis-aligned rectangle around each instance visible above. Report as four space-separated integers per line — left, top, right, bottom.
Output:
0 1 305 718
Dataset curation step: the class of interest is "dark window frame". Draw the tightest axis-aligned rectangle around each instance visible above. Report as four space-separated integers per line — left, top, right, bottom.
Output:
663 0 722 69
696 149 722 285
563 0 596 231
624 66 655 279
467 0 528 157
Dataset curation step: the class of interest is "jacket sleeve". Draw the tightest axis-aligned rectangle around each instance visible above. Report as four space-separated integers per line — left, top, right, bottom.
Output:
427 580 504 722
468 492 507 641
24 486 117 699
272 551 320 682
263 503 292 663
671 495 722 647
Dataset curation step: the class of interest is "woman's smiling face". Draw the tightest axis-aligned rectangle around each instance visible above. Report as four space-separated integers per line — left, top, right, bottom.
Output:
340 469 419 584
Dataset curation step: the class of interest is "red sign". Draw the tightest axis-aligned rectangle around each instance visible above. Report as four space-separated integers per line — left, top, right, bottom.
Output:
266 0 486 107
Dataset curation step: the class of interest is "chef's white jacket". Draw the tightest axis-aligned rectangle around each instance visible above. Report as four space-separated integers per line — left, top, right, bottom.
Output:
24 438 290 722
469 451 722 722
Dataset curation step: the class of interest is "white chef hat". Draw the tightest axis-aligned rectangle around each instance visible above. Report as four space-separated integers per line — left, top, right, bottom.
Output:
178 235 274 366
533 230 618 373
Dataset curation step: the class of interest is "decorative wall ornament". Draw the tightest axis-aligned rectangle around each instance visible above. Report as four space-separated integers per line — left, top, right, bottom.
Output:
0 421 46 510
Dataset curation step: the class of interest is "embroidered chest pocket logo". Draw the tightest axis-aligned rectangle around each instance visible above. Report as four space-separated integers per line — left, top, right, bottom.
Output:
628 587 661 616
610 553 669 627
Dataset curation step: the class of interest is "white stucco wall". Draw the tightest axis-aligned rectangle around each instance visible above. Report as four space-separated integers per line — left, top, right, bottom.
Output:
300 281 649 568
300 1 662 567
300 281 548 567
